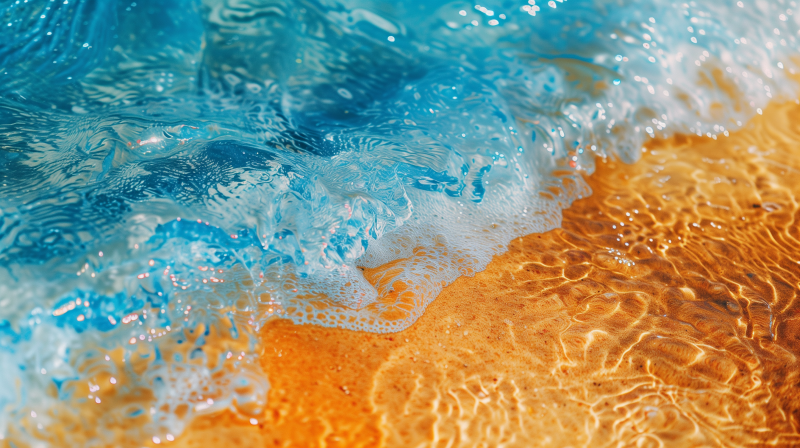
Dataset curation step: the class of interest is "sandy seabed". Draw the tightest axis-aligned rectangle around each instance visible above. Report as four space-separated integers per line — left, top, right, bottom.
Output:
171 102 800 448
10 101 800 448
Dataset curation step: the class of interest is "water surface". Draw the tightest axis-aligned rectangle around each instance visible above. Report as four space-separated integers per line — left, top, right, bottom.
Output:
0 0 798 445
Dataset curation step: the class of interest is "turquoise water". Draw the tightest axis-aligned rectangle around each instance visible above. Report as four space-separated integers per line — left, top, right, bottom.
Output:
0 0 797 444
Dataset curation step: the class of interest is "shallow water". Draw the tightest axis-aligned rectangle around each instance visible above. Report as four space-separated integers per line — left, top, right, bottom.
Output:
176 100 800 448
1 0 800 446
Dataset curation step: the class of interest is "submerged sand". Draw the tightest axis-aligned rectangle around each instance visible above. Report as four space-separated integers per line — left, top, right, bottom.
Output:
170 101 800 447
12 101 800 448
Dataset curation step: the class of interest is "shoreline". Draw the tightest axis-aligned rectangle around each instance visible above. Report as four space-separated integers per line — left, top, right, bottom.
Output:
171 101 800 447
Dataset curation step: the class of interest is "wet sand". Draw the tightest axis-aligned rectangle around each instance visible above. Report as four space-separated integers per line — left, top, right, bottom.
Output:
169 101 800 447
11 101 799 448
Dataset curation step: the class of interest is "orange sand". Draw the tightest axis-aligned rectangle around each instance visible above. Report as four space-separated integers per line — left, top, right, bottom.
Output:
171 101 800 447
8 102 800 448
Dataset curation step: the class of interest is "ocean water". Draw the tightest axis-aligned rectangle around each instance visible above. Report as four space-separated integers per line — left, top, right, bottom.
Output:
0 0 798 445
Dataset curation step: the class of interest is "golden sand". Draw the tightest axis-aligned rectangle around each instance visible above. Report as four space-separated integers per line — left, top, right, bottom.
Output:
8 101 800 448
169 101 800 447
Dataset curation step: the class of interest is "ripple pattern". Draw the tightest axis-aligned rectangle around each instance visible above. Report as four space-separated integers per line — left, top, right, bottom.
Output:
168 101 800 448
